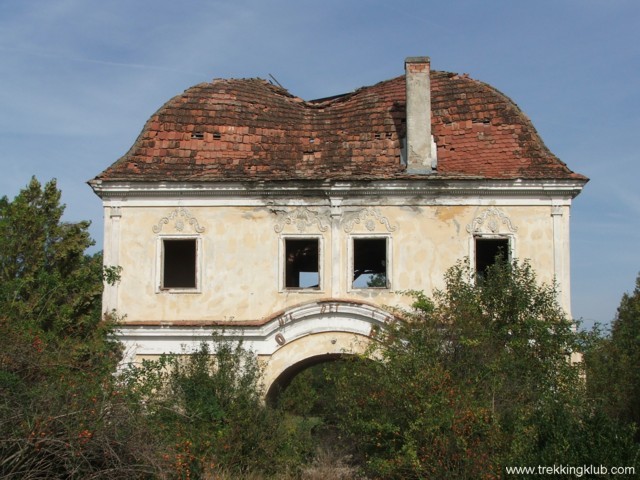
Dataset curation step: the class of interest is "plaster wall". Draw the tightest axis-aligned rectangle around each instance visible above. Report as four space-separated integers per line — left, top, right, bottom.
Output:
105 199 568 324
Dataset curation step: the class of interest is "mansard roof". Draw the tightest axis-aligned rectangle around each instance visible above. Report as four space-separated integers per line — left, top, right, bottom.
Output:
93 72 587 183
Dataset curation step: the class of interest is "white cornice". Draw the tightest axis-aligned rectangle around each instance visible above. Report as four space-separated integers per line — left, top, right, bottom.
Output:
90 178 586 201
115 300 393 360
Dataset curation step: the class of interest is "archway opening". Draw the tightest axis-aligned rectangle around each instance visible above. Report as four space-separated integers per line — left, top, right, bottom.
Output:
272 354 377 426
266 354 374 465
265 353 348 408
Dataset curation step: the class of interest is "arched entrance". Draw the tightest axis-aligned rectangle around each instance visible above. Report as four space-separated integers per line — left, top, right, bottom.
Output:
258 301 393 399
265 352 347 405
116 300 394 396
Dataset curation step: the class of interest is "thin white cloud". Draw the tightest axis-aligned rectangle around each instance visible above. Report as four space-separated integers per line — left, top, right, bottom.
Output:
0 45 209 76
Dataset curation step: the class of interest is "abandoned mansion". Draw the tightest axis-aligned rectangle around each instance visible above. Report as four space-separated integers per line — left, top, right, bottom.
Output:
89 57 587 393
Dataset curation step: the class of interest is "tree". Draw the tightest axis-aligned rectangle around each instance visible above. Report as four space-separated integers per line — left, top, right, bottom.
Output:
585 273 640 440
331 259 639 479
0 176 105 337
610 273 640 430
0 178 158 478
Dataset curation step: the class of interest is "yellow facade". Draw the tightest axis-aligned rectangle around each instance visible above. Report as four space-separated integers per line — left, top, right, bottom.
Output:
105 201 566 324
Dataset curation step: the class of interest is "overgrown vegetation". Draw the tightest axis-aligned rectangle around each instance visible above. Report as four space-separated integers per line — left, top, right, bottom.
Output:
584 272 640 442
0 178 156 478
320 260 640 478
1 177 639 478
121 341 316 478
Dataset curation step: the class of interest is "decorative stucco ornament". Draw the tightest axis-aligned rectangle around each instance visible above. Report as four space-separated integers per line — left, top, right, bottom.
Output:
272 206 330 233
341 207 398 233
466 207 518 234
152 207 206 233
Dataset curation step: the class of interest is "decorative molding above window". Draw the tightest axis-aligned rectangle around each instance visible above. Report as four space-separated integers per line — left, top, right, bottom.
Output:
152 207 205 234
466 207 517 235
342 207 397 233
272 206 330 233
271 206 397 234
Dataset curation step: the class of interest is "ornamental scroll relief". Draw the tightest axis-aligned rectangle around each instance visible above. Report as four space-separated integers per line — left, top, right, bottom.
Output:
271 206 397 233
465 207 518 235
272 207 330 233
152 207 206 234
341 207 397 233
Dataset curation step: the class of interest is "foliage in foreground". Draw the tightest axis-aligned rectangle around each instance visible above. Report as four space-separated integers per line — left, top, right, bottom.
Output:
2 177 639 478
122 340 315 479
0 178 158 478
584 272 640 442
325 260 639 479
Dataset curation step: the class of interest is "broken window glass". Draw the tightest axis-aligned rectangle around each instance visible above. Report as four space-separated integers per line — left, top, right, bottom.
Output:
353 238 387 288
285 238 320 289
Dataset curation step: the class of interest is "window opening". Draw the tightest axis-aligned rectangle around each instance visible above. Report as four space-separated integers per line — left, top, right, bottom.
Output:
353 238 387 288
285 239 319 289
162 239 197 289
475 237 509 279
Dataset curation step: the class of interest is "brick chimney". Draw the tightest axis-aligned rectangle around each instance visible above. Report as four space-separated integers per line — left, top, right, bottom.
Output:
405 56 436 173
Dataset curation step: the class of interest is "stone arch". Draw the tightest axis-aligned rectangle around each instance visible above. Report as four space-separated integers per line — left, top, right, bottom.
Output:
263 332 368 403
115 300 395 396
259 300 394 400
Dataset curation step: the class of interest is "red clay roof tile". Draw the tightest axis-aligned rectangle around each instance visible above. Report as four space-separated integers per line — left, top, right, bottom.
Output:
94 72 586 183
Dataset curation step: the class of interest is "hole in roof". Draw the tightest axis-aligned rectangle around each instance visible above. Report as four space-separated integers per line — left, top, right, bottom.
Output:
191 132 204 139
213 132 222 140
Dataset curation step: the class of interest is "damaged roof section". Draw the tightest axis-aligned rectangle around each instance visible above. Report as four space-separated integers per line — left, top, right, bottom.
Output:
92 71 587 183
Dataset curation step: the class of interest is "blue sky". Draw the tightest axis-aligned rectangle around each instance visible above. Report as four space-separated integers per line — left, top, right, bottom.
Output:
1 0 638 328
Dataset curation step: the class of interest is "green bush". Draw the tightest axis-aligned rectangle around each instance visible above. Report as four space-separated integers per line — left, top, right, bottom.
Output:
122 339 315 479
0 178 160 479
329 259 639 479
584 273 640 443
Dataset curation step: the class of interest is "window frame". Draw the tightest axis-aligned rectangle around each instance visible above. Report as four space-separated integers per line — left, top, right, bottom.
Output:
156 235 203 293
349 234 392 291
470 234 515 279
279 234 323 292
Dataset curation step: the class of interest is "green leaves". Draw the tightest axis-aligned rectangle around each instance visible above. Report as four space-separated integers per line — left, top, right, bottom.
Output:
329 259 639 478
0 177 104 338
122 339 315 477
585 272 640 441
0 178 148 479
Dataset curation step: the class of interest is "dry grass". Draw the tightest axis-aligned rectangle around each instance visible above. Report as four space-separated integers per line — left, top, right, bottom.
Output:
200 447 365 480
300 447 363 480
